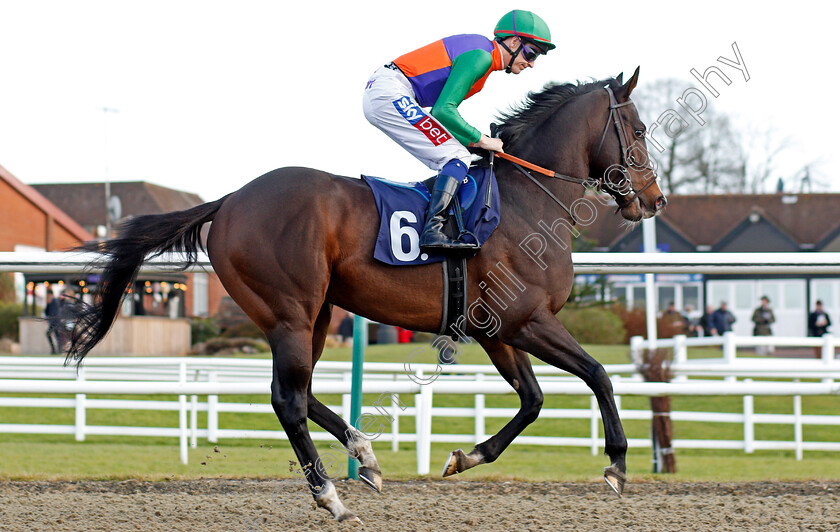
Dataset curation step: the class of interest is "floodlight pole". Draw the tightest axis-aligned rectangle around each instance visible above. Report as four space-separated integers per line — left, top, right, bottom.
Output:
643 217 658 348
101 107 119 237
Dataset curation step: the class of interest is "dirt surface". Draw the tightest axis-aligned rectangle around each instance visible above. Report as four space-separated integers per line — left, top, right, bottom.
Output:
1 479 839 531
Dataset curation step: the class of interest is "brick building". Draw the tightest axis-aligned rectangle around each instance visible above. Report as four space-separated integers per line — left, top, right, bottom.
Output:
31 181 228 317
0 163 92 252
577 192 840 337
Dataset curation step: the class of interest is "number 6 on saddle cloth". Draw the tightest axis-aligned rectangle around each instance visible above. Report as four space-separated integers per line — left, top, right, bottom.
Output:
361 166 500 267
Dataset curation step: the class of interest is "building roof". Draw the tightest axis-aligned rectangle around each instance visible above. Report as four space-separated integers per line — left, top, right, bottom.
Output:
579 192 840 251
0 163 93 242
30 181 204 228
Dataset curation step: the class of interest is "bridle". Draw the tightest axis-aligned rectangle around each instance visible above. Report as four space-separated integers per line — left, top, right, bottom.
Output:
495 86 658 223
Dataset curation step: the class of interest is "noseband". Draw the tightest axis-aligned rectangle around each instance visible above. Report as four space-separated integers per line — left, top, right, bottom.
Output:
595 86 659 208
496 86 658 222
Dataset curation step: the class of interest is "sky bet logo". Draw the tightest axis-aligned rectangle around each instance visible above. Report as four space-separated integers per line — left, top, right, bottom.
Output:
393 96 451 146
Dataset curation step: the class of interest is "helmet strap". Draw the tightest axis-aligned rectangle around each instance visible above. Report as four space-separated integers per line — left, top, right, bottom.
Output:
495 37 521 74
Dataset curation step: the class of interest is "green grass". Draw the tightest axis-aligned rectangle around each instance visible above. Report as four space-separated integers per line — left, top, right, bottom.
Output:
1 343 839 482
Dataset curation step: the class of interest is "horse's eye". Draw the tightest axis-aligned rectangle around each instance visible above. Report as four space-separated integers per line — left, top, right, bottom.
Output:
634 129 644 138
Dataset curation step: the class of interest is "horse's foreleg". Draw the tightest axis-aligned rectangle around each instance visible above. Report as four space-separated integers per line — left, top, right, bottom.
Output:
442 337 543 477
509 310 628 496
268 327 360 522
307 392 383 492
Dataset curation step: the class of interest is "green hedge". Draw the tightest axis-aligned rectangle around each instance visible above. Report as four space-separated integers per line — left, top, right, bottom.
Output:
190 317 220 345
556 306 627 345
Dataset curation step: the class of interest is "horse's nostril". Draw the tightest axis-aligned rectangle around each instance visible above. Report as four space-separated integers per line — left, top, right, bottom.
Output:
655 196 667 210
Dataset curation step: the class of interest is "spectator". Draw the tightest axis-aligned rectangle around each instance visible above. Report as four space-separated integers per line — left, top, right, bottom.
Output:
338 312 355 346
44 291 63 355
711 302 736 336
751 296 775 355
808 300 832 357
662 301 688 335
699 305 717 336
684 305 699 337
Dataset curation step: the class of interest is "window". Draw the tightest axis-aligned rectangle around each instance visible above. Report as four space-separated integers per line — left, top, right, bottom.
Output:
758 282 781 310
632 286 646 309
709 283 729 308
734 283 754 310
658 286 675 313
784 281 804 309
192 273 209 317
813 281 835 308
683 285 700 312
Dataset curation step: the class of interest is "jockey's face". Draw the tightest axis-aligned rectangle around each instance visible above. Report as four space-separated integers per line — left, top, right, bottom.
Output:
502 37 536 74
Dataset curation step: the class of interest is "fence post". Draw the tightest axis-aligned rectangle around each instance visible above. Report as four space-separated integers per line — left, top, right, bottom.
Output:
612 375 622 413
391 396 400 452
474 373 486 444
179 362 188 465
75 367 86 442
743 378 754 454
342 372 352 423
673 335 687 382
391 375 400 452
793 391 803 461
590 395 599 456
415 370 432 475
190 395 198 449
822 335 835 384
207 371 218 443
723 332 737 366
630 336 644 366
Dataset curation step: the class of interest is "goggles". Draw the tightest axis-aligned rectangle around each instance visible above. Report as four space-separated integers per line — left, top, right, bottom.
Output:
518 41 543 62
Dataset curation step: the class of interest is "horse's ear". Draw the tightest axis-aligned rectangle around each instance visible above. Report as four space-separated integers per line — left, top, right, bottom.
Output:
614 67 640 101
625 66 640 95
615 72 624 84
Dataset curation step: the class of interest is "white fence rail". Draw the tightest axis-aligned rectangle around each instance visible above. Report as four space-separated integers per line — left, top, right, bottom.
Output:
2 350 840 473
5 251 840 274
631 331 838 367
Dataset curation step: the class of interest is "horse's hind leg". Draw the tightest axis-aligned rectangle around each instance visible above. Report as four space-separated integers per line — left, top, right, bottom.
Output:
509 309 628 496
305 304 383 492
267 325 360 522
442 337 543 476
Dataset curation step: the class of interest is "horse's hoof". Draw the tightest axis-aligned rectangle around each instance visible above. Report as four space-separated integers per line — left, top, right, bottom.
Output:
442 449 466 477
604 465 626 497
337 512 363 524
359 466 382 493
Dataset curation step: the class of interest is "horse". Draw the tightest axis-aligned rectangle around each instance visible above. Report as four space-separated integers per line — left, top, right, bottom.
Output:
67 66 666 522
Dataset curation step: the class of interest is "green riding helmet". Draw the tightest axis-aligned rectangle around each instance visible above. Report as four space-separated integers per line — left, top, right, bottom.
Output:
493 10 555 52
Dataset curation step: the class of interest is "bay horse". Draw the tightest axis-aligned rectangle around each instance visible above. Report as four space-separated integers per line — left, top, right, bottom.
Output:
67 67 665 522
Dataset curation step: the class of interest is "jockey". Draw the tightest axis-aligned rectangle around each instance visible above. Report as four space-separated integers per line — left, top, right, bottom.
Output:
363 10 554 251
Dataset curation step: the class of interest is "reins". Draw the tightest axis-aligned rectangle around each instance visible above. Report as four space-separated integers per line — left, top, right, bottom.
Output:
493 86 658 224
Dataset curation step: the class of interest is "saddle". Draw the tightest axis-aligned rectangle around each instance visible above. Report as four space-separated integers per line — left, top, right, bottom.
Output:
361 166 501 337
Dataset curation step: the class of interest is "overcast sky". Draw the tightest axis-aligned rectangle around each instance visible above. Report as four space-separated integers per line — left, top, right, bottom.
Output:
1 1 837 202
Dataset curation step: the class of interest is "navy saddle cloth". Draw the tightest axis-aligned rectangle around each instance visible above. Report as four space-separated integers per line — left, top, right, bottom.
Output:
362 166 500 266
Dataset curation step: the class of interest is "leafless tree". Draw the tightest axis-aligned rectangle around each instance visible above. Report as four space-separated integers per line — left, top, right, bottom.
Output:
633 78 807 195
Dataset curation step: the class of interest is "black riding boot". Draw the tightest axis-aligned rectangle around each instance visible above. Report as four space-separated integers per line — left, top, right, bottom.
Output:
419 174 478 251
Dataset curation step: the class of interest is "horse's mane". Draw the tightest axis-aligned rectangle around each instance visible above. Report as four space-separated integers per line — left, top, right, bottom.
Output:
495 77 621 151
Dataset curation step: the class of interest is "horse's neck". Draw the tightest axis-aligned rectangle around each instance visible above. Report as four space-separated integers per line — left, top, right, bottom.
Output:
496 157 588 249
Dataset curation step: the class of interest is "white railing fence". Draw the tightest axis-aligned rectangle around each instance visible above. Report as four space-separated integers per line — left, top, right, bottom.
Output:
1 348 839 473
3 251 840 474
631 331 838 367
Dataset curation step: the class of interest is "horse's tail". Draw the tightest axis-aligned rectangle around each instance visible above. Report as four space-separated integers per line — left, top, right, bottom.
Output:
66 194 231 366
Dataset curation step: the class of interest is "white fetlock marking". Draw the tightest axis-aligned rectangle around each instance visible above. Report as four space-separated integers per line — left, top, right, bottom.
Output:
346 426 379 471
314 481 349 519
